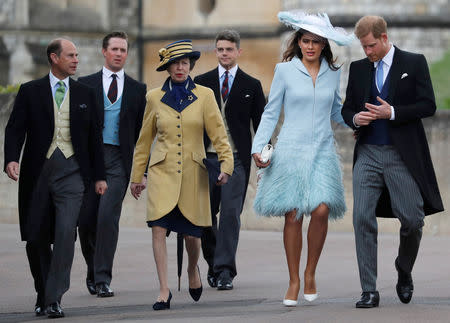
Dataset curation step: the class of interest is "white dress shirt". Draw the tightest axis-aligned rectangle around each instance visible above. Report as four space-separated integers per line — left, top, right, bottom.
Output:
102 66 125 101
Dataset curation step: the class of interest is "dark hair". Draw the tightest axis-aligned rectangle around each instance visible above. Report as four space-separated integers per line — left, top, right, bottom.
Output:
46 39 63 65
215 29 241 49
282 30 339 71
102 31 129 50
167 57 197 71
355 16 387 39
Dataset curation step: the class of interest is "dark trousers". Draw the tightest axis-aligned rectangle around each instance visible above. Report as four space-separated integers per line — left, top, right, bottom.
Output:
30 148 85 305
79 144 127 285
201 153 246 278
353 144 424 292
26 241 52 307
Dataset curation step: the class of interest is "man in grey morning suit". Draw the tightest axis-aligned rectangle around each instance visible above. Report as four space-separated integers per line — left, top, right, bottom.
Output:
341 16 444 308
194 30 266 290
4 38 107 318
78 31 147 298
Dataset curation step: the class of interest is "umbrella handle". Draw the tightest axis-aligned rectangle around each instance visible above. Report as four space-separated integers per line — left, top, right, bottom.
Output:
178 277 181 291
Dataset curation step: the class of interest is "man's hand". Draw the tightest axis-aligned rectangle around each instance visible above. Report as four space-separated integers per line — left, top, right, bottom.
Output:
216 172 230 186
252 153 271 168
95 180 108 195
130 176 147 200
6 161 20 181
354 111 377 126
365 96 392 120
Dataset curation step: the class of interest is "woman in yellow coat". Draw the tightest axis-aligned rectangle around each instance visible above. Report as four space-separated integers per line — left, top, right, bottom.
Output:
130 40 233 310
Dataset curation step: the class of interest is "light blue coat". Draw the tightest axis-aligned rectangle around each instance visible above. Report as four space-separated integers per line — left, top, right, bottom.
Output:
251 57 347 219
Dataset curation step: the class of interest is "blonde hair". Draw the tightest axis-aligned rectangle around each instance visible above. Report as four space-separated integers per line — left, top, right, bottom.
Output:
355 16 387 39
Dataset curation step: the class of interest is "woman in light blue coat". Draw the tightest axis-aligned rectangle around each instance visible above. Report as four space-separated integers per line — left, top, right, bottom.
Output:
252 11 354 306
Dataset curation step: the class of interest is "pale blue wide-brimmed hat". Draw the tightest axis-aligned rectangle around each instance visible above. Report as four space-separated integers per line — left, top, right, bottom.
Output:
278 11 355 46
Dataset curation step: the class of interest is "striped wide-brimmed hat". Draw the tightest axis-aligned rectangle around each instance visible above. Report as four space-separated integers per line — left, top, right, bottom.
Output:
156 39 201 71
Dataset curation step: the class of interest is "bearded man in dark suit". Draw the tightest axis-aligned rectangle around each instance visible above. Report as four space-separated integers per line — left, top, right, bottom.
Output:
4 38 107 318
341 16 444 308
194 29 266 290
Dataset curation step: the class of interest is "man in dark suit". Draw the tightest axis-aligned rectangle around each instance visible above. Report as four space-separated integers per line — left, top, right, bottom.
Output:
4 38 107 318
341 16 444 308
194 29 266 290
77 31 147 297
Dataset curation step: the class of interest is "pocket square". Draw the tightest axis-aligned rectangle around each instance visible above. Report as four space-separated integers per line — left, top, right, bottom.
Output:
79 103 87 109
244 94 251 98
401 73 408 79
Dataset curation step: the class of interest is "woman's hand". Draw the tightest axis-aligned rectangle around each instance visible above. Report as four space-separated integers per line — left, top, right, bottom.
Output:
252 153 271 168
216 172 230 186
130 176 147 200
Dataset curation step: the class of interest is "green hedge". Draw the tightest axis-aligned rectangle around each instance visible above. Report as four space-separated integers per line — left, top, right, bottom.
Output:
430 50 450 109
0 84 20 94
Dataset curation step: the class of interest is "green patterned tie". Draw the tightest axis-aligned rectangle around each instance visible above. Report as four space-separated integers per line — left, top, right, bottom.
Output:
55 81 66 108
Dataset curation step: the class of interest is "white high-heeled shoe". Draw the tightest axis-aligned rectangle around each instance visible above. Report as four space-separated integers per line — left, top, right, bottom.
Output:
304 293 318 302
282 299 298 307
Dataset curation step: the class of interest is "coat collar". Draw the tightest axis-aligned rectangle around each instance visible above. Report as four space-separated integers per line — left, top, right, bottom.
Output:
160 76 197 112
292 56 329 78
385 45 403 103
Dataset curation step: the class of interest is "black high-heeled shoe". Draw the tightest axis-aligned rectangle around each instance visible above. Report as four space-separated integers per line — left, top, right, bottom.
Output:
189 265 203 302
153 291 172 310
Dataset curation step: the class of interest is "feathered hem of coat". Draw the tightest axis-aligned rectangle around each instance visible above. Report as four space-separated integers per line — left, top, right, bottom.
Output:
253 146 346 220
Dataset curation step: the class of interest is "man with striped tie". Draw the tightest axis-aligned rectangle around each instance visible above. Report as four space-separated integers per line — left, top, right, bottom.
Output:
194 30 266 290
341 16 443 308
77 31 147 298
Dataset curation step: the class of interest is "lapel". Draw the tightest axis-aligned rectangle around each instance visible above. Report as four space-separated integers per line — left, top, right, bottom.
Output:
120 74 131 119
210 68 221 108
93 71 105 124
160 77 198 112
41 75 54 124
69 77 77 128
386 46 402 104
362 59 374 108
225 67 242 109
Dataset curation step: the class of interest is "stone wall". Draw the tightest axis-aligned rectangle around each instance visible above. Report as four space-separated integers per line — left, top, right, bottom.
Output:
1 94 448 235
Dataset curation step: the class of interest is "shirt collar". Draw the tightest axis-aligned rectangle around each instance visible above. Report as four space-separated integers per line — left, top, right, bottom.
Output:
375 43 395 68
102 66 124 79
49 71 69 89
218 64 238 79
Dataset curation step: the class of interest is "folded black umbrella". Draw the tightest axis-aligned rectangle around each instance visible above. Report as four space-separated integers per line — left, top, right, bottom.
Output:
177 233 183 291
203 158 221 183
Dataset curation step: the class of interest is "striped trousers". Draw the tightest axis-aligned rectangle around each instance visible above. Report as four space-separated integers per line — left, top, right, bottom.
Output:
353 144 424 292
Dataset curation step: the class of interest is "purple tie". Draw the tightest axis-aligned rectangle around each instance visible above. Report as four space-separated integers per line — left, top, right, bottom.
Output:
221 71 229 101
107 74 118 103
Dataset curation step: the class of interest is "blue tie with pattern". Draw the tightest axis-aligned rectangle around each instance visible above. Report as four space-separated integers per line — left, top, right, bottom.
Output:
376 60 384 91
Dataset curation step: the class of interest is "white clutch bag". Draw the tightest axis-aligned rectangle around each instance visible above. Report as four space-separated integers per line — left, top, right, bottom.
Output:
260 144 273 163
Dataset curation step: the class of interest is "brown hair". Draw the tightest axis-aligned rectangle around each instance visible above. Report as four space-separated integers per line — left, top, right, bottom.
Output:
282 30 339 71
46 39 63 65
215 29 241 49
102 31 129 50
355 16 387 39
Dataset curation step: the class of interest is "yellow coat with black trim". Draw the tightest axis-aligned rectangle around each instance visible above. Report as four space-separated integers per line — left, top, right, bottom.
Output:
131 82 234 226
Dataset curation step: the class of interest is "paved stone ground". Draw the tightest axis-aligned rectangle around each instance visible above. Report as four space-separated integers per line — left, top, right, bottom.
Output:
0 224 449 322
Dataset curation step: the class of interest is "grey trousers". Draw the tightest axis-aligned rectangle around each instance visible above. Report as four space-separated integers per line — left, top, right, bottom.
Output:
31 148 85 305
353 144 424 292
79 144 127 285
202 153 246 279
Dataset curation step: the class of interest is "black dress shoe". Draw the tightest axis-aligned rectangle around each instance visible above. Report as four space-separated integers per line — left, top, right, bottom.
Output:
86 278 97 295
96 283 114 298
34 304 46 316
47 302 64 318
395 259 414 304
189 266 203 302
153 291 172 310
217 272 233 290
355 291 380 308
207 268 217 288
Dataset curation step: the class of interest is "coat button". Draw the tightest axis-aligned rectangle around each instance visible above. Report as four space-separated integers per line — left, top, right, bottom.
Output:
178 143 181 146
178 161 181 164
177 125 180 128
177 152 181 155
177 134 181 137
177 170 181 173
177 116 180 119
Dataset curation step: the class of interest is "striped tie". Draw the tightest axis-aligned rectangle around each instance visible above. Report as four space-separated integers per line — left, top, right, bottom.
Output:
221 71 229 101
108 74 118 103
55 81 66 108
